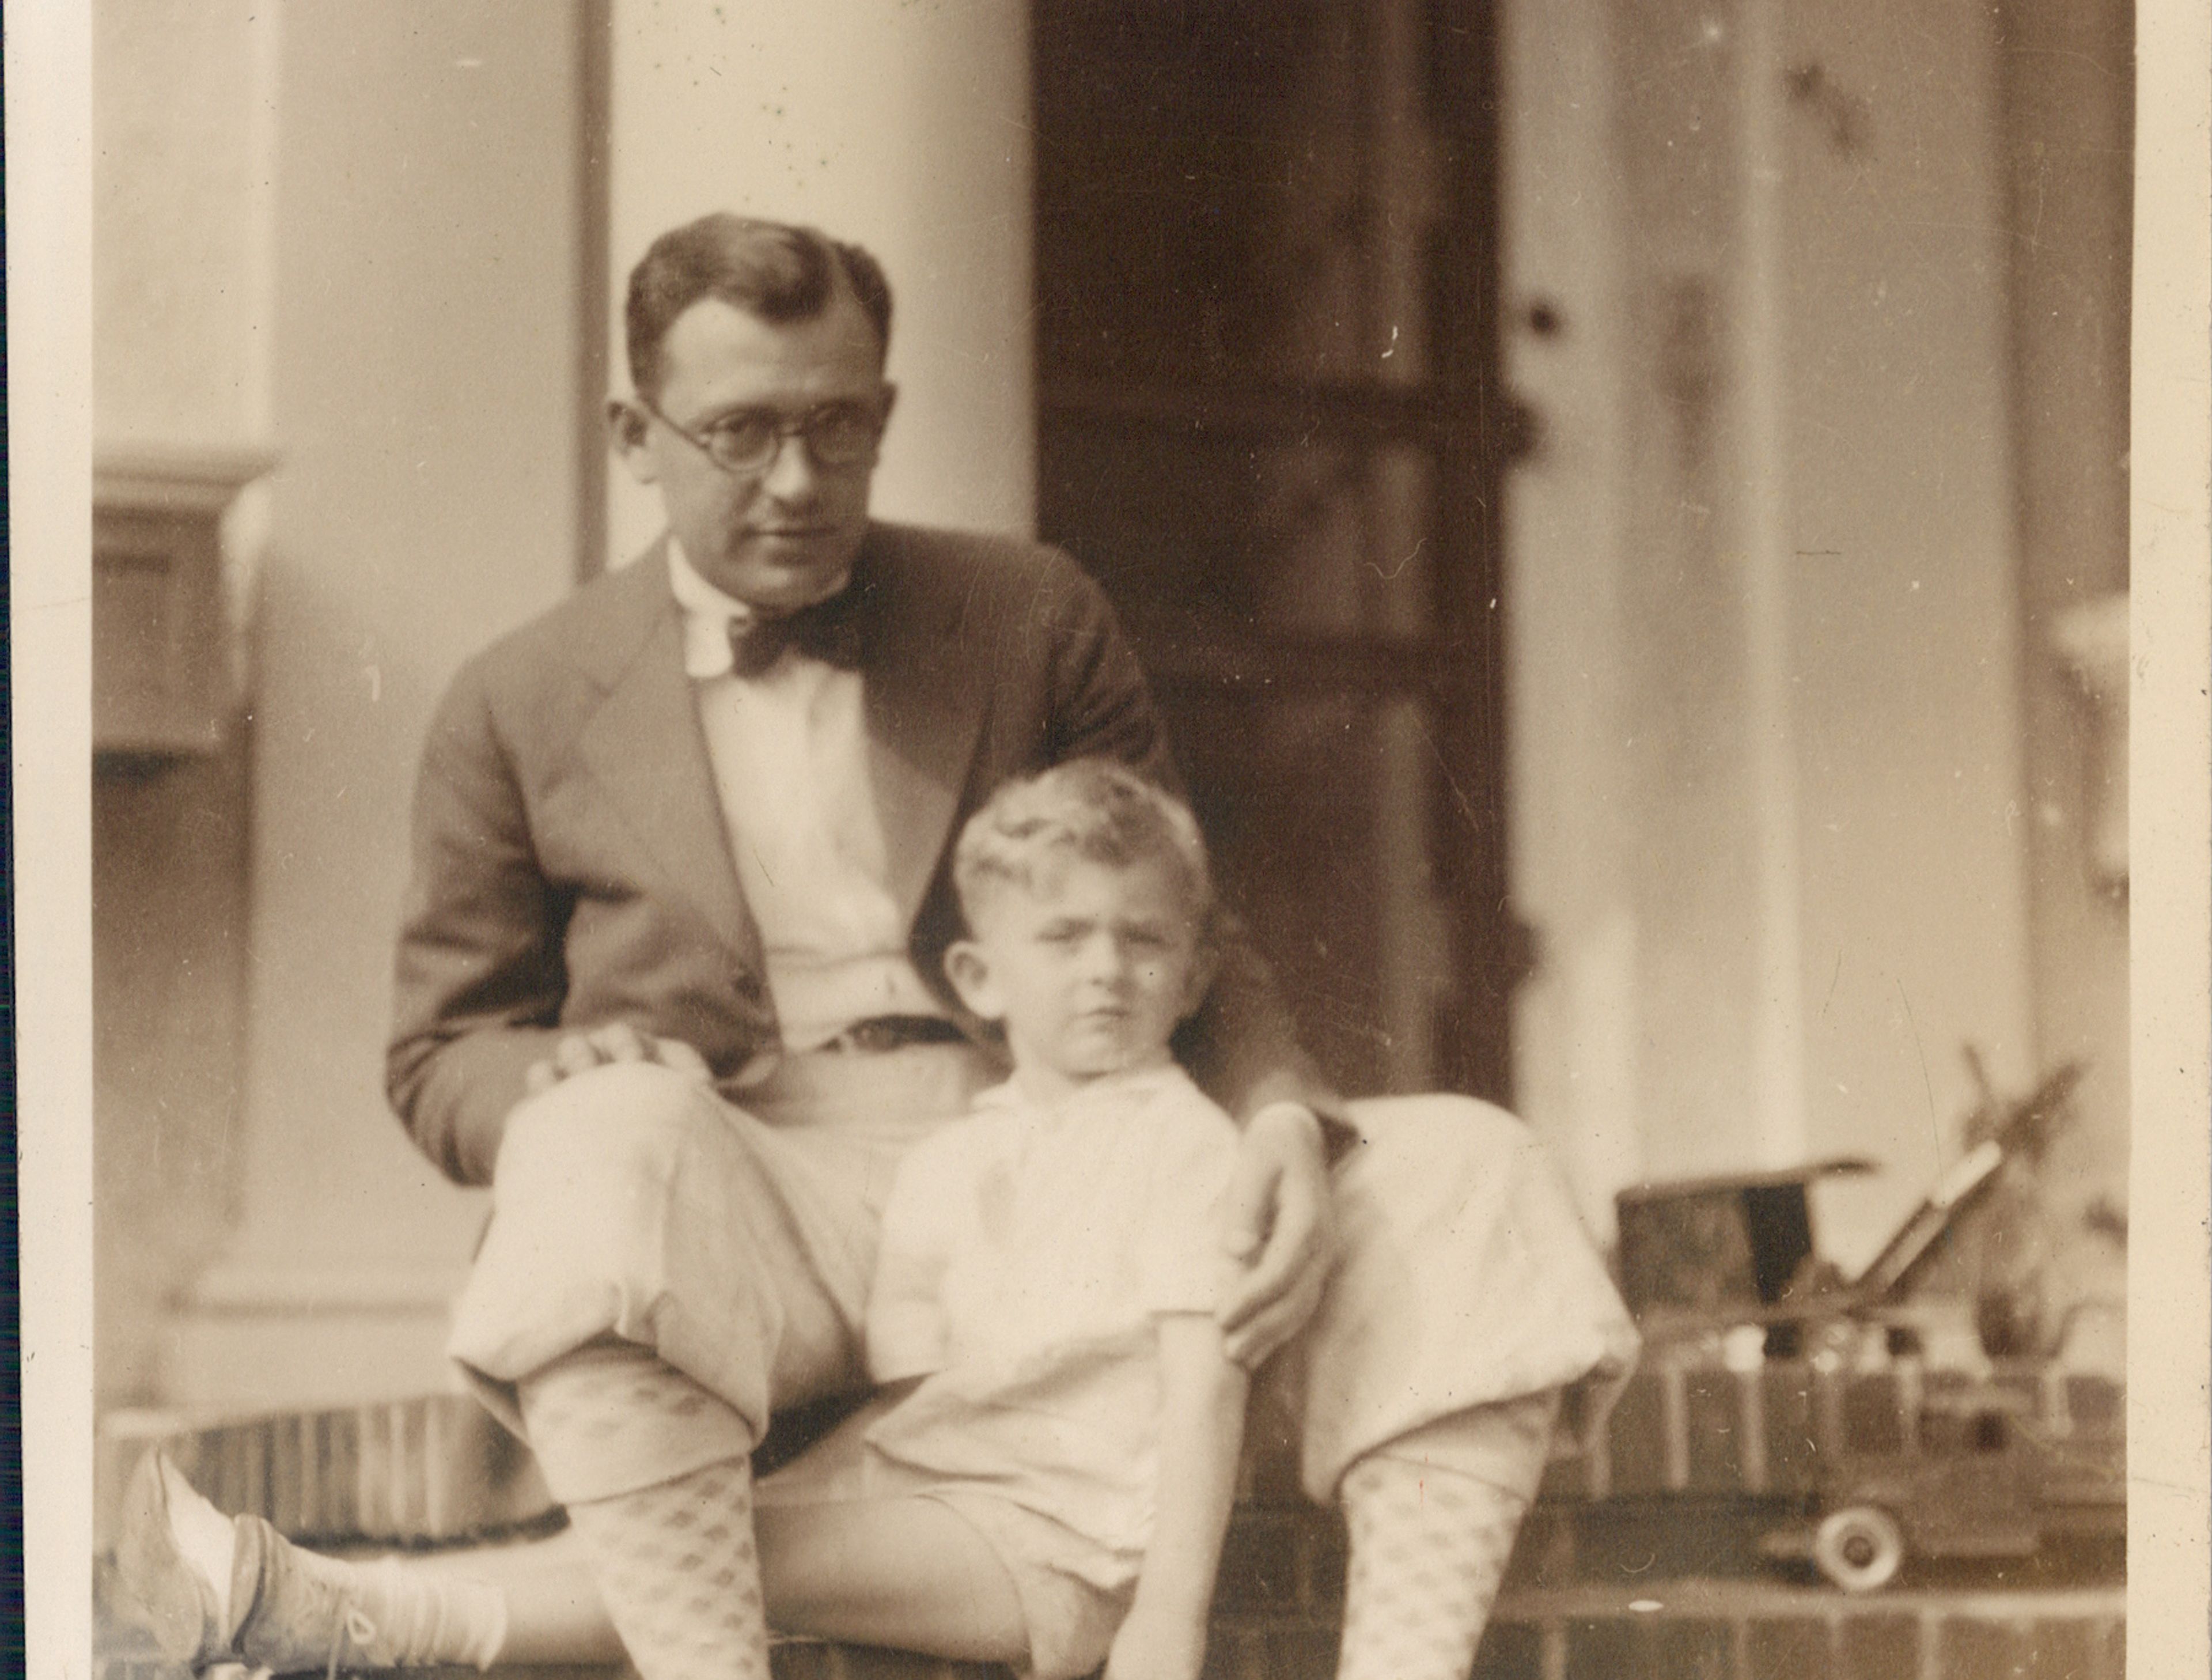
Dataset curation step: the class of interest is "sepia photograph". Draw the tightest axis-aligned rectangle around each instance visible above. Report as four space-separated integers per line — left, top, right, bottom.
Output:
10 1 2207 1676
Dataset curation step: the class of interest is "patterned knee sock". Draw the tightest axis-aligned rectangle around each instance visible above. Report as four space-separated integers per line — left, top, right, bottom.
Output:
518 1342 765 1680
558 1460 767 1680
1334 1456 1529 1680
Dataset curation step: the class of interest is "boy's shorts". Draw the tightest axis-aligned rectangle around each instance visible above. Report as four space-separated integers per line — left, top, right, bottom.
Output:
757 1400 1133 1680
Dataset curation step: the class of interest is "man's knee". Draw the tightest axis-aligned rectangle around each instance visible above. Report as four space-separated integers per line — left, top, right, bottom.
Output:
495 1060 726 1198
1367 1388 1562 1506
1340 1092 1533 1174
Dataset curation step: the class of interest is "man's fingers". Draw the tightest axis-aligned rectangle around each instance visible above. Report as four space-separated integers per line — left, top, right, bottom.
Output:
1217 1157 1275 1263
1217 1144 1335 1364
535 1027 709 1093
1224 1285 1307 1369
1224 1271 1325 1370
550 1033 603 1079
1222 1168 1325 1322
589 1021 649 1062
652 1037 713 1081
1217 1211 1307 1334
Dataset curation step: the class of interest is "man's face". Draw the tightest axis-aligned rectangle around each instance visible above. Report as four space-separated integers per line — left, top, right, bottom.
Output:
948 855 1210 1098
613 289 892 610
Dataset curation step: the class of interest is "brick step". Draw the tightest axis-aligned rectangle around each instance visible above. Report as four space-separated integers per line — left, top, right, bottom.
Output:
93 1365 2127 1680
97 1576 2126 1680
96 1360 2126 1555
1543 1359 2124 1503
1472 1577 2123 1680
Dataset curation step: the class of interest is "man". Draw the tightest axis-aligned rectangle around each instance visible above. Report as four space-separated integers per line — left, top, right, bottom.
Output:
391 214 1635 1680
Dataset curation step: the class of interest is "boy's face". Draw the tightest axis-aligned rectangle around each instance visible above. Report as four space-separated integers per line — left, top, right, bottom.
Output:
947 854 1211 1095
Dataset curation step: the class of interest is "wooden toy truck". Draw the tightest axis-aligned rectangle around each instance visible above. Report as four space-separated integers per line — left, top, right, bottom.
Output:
1609 1121 2124 1592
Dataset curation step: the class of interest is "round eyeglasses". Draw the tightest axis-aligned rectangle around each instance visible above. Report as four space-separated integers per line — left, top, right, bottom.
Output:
640 394 888 475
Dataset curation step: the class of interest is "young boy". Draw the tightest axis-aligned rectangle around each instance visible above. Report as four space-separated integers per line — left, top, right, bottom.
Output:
118 760 1249 1680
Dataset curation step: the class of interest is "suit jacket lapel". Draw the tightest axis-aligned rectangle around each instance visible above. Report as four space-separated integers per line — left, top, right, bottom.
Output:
575 549 761 968
855 527 989 925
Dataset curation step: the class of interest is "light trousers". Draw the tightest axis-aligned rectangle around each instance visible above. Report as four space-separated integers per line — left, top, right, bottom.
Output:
447 1047 1638 1507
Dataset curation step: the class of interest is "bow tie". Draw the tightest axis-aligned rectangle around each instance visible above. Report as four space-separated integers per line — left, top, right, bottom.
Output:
726 591 865 678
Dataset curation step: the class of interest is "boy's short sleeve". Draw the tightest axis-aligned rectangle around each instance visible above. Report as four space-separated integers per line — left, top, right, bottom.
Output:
865 1129 971 1382
1135 1092 1243 1316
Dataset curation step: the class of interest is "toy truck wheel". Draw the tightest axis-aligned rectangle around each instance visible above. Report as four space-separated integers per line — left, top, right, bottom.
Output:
1813 1506 1906 1592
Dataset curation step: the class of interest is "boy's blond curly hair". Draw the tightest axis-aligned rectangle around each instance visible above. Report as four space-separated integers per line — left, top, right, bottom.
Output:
952 759 1215 934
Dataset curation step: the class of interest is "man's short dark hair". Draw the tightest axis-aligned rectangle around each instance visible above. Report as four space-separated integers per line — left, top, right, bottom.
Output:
624 214 893 398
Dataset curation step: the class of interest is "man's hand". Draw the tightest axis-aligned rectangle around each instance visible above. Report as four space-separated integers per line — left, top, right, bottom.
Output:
521 1022 713 1095
1216 1103 1338 1369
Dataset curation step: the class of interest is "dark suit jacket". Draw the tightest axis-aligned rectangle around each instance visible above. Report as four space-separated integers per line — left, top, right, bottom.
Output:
388 522 1332 1185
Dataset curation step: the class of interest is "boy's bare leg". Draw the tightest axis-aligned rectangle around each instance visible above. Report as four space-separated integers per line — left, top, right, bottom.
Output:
411 1530 625 1668
756 1497 1028 1662
380 1496 1029 1665
120 1460 1027 1671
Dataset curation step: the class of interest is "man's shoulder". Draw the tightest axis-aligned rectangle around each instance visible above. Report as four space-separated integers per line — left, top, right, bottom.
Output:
863 521 1097 606
450 549 668 699
861 521 1122 672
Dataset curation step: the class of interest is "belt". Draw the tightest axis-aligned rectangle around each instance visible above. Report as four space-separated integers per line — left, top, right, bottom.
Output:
819 1014 969 1054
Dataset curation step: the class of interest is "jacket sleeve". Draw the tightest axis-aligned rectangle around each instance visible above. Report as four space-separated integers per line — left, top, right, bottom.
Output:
1039 558 1349 1137
386 663 570 1186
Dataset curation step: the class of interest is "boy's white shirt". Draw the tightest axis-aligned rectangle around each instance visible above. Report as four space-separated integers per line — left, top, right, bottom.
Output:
862 1062 1245 1566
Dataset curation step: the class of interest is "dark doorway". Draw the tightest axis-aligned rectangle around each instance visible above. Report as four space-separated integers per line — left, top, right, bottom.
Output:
1033 1 1524 1102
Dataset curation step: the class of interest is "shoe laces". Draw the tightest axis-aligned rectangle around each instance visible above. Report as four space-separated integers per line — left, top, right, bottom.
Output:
324 1598 381 1680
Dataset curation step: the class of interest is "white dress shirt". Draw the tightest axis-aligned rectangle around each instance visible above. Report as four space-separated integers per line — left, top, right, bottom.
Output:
667 543 947 1051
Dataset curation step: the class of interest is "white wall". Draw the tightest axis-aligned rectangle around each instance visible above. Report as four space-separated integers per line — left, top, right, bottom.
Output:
1505 0 2039 1264
1498 0 1643 1225
1778 0 2033 1258
93 1 275 447
93 0 279 1407
605 0 1035 563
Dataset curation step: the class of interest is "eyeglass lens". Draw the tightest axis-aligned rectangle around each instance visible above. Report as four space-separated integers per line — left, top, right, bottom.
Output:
704 405 881 470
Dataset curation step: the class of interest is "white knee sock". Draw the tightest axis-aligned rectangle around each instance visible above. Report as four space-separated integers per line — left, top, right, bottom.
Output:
518 1341 766 1680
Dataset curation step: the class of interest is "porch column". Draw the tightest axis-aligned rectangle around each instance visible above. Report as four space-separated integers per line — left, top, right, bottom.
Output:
604 0 1035 561
162 2 599 1410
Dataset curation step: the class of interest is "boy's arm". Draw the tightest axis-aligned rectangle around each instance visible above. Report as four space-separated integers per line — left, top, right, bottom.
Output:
1106 1314 1250 1680
865 1140 963 1383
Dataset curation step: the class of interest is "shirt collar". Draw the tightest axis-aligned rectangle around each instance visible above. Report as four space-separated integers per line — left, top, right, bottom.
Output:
665 540 852 680
971 1061 1186 1122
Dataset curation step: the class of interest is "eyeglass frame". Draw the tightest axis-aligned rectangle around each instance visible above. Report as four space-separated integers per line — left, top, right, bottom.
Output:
634 390 892 476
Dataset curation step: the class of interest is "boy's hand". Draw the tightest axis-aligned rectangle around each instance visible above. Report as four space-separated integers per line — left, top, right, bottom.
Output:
522 1023 713 1095
1104 1605 1209 1680
1217 1103 1338 1368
